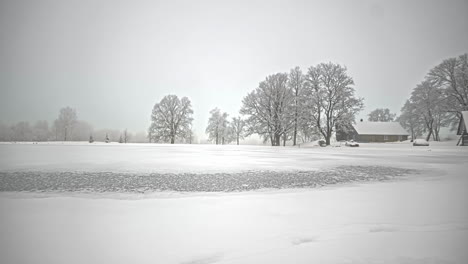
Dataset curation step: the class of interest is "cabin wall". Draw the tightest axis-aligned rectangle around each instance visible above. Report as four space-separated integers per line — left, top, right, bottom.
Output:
357 135 407 143
462 134 468 146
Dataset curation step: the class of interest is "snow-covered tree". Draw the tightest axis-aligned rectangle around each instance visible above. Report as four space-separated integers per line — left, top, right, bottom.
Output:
409 80 454 141
398 99 424 140
368 108 396 122
206 108 230 145
303 62 364 145
123 129 130 143
288 66 306 146
241 73 295 146
230 116 246 145
54 106 77 141
148 95 194 144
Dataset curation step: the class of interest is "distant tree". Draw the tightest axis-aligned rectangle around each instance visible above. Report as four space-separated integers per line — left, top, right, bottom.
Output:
185 124 196 144
303 62 364 145
132 131 149 143
288 66 306 146
72 120 93 141
231 116 246 145
55 107 77 141
105 133 110 143
241 73 294 146
0 122 13 141
206 108 230 145
123 129 130 143
11 121 33 141
148 95 194 144
367 108 396 122
32 120 49 141
119 135 123 143
89 135 94 143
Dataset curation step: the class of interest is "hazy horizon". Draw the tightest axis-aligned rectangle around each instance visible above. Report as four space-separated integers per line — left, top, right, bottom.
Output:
1 0 467 140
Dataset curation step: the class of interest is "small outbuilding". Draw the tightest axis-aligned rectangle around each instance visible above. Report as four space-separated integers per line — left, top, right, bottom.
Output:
457 111 468 146
337 121 409 143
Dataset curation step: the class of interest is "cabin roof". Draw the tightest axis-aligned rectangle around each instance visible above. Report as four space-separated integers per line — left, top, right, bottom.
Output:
353 121 409 136
457 111 468 135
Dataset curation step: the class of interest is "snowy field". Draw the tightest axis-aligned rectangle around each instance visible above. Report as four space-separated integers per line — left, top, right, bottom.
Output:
0 142 468 263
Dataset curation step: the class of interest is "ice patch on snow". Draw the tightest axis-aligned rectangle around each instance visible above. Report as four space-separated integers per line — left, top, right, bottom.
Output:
0 166 415 194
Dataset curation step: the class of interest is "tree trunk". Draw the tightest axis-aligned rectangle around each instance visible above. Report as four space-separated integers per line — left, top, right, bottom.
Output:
236 135 239 145
293 119 297 146
275 134 281 146
325 131 331 146
425 130 432 142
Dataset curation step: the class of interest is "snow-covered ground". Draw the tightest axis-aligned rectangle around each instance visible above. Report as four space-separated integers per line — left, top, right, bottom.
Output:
0 142 467 263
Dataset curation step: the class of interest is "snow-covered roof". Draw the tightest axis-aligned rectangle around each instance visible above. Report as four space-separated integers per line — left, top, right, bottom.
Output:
353 121 409 136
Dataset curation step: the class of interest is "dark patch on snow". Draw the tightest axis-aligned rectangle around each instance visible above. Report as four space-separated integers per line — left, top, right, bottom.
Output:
0 166 415 193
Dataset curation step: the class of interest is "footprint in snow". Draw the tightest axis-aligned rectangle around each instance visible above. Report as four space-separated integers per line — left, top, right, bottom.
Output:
291 237 317 246
369 225 398 233
181 253 223 264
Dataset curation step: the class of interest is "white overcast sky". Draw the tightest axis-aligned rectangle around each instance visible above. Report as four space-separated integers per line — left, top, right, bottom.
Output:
1 0 467 140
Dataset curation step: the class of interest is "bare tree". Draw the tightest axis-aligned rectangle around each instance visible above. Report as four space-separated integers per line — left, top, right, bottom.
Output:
231 116 246 145
303 62 364 145
55 107 77 141
398 100 424 140
368 108 396 122
148 95 194 144
241 73 294 146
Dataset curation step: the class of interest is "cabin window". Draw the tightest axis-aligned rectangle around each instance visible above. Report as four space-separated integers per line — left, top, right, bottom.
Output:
384 135 389 141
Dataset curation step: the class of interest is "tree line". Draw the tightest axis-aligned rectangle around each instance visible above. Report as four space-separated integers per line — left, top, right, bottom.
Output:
4 55 465 144
0 107 147 143
148 62 364 146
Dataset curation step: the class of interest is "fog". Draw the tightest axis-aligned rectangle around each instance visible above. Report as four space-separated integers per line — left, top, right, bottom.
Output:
1 0 467 141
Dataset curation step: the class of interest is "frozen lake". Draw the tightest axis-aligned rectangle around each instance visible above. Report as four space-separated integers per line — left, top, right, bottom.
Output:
1 142 467 263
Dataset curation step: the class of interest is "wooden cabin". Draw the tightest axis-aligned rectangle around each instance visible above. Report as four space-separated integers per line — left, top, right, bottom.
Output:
457 111 468 146
337 121 409 143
